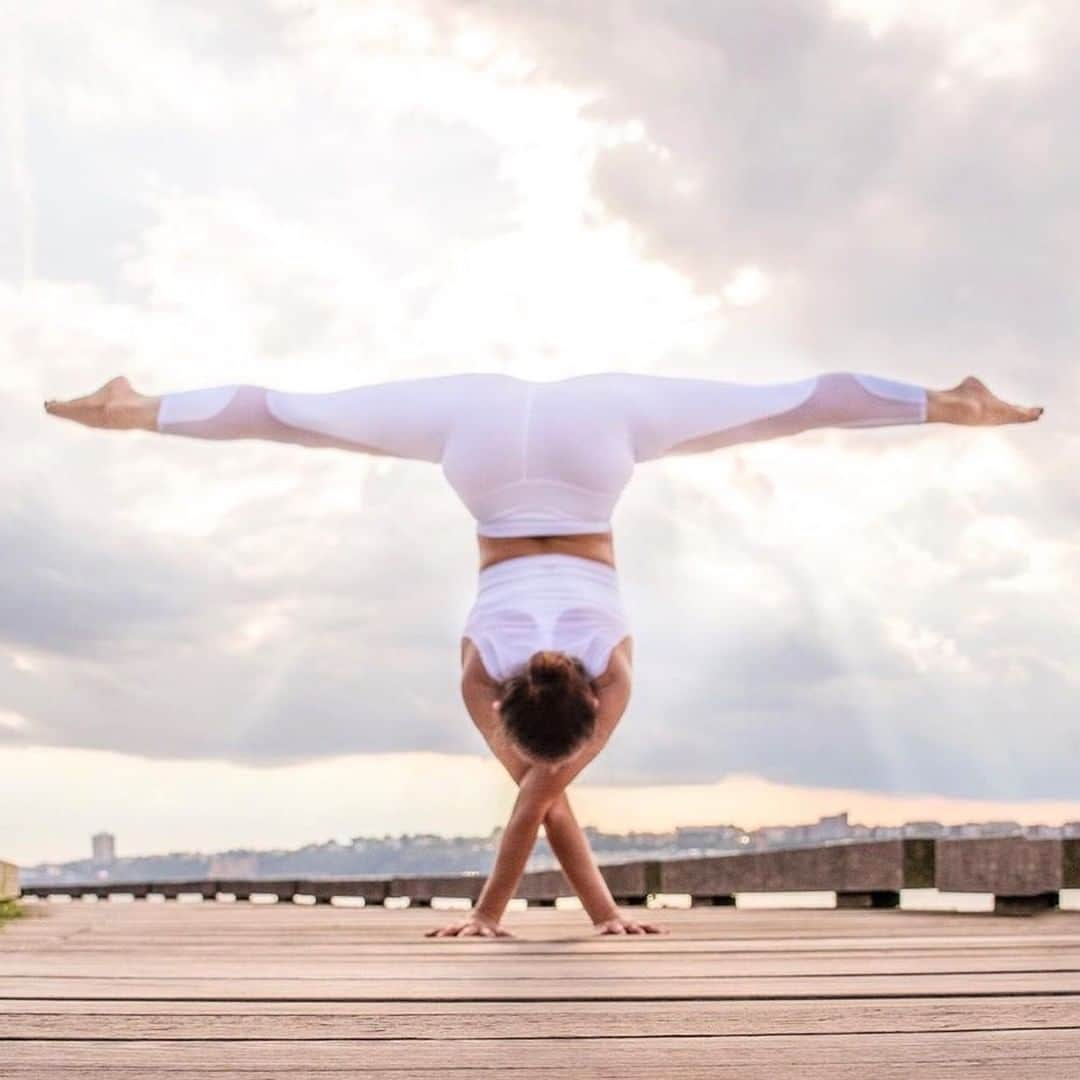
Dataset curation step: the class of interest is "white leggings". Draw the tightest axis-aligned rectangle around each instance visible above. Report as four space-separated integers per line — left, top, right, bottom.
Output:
157 371 928 538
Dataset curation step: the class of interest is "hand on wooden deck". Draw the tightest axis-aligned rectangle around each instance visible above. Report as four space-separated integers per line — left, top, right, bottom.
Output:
593 914 668 936
425 914 514 939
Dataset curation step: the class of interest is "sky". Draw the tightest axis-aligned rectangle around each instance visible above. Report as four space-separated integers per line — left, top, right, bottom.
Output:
3 0 1078 865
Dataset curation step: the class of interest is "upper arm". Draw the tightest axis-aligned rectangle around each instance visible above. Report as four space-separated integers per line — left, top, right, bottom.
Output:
460 641 532 784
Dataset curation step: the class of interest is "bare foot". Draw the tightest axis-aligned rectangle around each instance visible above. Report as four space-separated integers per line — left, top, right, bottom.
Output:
928 376 1043 426
44 376 158 431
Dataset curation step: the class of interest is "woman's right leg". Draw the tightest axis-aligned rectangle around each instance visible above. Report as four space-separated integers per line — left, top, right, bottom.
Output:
45 373 485 461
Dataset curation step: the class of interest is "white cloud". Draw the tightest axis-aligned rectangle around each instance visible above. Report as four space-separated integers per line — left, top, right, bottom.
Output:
3 1 1077 863
0 709 30 732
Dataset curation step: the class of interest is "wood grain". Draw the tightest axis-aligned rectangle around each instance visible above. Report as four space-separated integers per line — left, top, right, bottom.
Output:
3 901 1078 1077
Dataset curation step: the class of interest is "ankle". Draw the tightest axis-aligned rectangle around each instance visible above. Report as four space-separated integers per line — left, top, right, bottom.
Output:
107 394 161 431
135 395 162 431
926 388 977 424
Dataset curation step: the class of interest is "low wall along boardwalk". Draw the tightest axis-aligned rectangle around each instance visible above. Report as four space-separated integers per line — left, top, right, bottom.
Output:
19 838 1080 915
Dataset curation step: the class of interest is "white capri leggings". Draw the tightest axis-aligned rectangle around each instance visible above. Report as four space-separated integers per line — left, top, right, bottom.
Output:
156 371 928 538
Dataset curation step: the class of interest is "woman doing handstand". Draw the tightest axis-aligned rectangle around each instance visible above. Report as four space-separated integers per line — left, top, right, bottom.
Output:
45 370 1042 936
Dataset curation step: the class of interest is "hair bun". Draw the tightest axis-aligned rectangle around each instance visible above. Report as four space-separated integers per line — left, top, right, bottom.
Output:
528 650 572 685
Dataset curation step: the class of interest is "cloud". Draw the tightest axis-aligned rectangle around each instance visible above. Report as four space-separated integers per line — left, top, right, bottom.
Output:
426 0 1080 393
2 28 35 281
2 0 1077 848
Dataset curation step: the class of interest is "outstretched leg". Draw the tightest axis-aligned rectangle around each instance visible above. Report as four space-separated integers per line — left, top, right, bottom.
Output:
621 370 1042 461
44 373 482 461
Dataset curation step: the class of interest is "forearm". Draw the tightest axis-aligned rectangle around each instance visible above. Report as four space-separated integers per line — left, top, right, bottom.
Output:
473 788 548 925
472 782 619 926
542 795 618 924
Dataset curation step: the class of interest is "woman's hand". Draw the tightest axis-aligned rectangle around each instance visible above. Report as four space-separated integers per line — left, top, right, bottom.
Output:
594 913 668 936
425 913 514 939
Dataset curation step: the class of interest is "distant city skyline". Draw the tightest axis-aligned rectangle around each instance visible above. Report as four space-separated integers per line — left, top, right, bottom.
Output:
20 811 1080 885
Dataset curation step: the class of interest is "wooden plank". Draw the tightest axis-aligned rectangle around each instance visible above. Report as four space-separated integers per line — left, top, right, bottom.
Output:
15 934 1080 961
7 906 1080 955
7 947 1080 979
3 1030 1080 1073
3 1065 1063 1080
14 898 1077 927
16 900 1079 929
5 970 1080 1000
2 996 1079 1039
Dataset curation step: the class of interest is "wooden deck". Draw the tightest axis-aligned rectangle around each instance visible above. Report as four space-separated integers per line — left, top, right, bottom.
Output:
2 900 1079 1077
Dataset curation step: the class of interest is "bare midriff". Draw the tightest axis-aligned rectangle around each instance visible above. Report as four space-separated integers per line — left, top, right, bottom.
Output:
477 532 616 571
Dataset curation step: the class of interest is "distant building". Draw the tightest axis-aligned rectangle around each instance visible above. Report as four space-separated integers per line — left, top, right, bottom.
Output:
809 813 850 842
208 854 258 878
91 832 116 864
903 821 945 838
675 826 742 851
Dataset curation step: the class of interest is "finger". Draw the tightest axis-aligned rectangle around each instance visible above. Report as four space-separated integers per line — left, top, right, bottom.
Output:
496 927 514 938
626 923 646 935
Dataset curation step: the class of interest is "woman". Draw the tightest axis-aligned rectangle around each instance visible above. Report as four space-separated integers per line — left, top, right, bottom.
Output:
45 370 1042 936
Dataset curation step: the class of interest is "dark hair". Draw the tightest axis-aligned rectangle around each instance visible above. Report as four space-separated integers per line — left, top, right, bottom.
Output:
499 650 597 763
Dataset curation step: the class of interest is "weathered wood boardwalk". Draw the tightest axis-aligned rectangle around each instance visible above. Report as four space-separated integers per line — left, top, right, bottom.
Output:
3 900 1079 1077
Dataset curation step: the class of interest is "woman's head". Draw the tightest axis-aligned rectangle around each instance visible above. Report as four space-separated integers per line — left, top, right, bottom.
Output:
497 650 598 764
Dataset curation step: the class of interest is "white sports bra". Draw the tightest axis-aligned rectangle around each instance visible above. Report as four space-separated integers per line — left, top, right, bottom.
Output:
462 554 630 682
